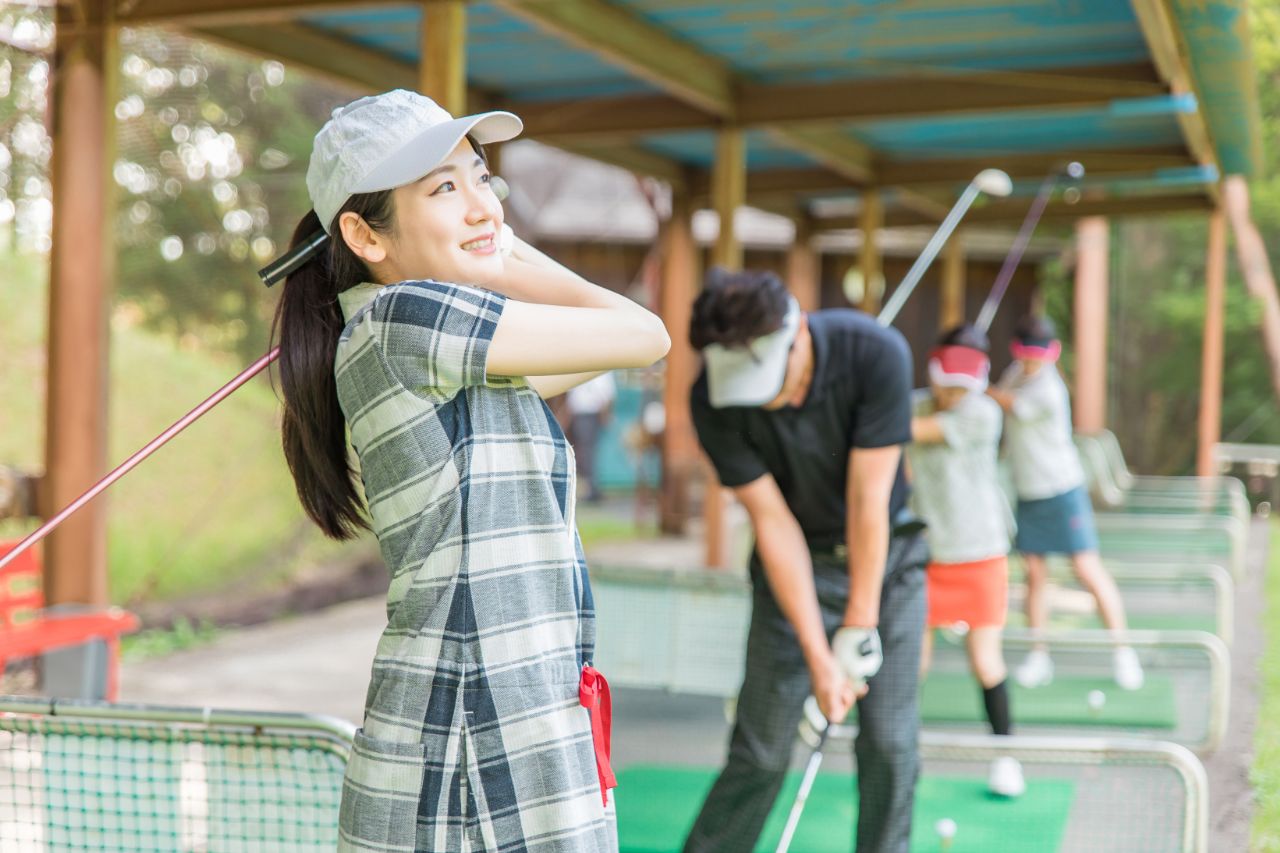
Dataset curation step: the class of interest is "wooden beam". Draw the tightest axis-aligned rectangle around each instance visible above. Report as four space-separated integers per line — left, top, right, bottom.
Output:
518 62 1164 139
492 0 734 117
45 0 114 607
1128 0 1221 202
895 187 951 222
195 22 416 91
960 192 1213 225
118 0 399 27
737 62 1162 125
520 94 713 142
811 192 1213 229
877 148 1193 188
420 0 465 115
1197 209 1226 477
691 167 844 198
771 126 874 184
549 141 689 190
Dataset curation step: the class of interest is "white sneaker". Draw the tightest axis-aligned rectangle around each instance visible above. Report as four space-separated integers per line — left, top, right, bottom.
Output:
988 756 1026 798
1015 649 1054 688
1113 646 1145 691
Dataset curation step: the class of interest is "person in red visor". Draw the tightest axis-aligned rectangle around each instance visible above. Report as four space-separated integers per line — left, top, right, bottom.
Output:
988 316 1143 693
908 324 1023 798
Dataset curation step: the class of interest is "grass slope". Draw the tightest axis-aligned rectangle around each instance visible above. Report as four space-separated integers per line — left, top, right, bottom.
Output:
0 251 370 606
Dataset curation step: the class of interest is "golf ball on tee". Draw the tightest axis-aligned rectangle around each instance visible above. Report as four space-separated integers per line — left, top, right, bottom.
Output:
935 817 957 840
1088 689 1106 711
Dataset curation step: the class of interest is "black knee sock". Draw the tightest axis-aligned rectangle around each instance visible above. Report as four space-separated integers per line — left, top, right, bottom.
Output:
982 680 1012 736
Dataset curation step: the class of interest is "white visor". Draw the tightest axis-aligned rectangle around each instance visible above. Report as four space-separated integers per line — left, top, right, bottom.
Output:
704 298 801 408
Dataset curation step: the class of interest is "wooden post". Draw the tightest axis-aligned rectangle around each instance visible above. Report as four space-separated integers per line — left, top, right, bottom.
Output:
1197 210 1227 478
858 189 884 313
1073 216 1109 432
420 0 466 114
940 232 966 331
786 214 820 311
703 127 746 568
711 128 745 271
659 192 698 534
1222 176 1280 405
44 0 114 606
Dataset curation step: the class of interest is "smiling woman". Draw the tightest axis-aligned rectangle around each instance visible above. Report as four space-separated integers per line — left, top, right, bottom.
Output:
269 89 669 853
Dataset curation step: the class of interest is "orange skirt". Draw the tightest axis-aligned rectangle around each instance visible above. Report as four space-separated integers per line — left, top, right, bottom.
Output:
926 555 1008 628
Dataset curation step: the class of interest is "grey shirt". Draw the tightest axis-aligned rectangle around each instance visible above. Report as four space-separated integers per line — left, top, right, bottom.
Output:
908 390 1012 563
997 362 1086 500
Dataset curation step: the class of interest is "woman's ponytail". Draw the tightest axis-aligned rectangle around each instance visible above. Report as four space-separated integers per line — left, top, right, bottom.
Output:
272 191 394 539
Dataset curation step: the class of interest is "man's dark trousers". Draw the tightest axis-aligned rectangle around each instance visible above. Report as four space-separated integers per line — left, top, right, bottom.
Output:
682 533 928 853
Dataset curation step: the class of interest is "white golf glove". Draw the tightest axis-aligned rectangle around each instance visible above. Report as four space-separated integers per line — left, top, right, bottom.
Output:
498 223 516 257
832 626 883 686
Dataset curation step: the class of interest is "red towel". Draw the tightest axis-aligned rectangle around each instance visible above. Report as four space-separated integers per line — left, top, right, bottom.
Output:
578 665 617 805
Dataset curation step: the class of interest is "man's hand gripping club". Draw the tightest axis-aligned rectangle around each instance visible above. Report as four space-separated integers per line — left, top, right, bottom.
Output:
808 627 882 724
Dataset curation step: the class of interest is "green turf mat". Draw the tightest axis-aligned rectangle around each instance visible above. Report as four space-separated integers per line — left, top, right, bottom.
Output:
920 671 1177 728
615 765 1074 853
1004 611 1218 634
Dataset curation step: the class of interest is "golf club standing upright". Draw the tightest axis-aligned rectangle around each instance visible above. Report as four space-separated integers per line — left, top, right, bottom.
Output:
877 168 1014 327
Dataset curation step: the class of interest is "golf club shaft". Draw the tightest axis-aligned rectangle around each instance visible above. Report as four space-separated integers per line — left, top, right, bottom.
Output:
0 347 281 574
974 170 1062 332
877 181 984 328
775 724 832 853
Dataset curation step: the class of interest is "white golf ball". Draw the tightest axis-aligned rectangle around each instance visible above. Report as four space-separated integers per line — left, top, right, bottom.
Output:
935 817 957 839
1088 689 1106 710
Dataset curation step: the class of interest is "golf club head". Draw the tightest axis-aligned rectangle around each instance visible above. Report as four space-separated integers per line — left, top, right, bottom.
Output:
1064 161 1086 180
973 168 1013 197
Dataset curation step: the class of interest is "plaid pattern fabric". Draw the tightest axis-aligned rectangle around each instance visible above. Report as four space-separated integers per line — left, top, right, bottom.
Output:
332 280 616 852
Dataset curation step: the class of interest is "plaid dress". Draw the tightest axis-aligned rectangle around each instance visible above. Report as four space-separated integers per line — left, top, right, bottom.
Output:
332 280 617 852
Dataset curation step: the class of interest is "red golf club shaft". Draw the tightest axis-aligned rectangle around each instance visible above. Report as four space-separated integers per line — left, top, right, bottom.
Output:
0 347 281 573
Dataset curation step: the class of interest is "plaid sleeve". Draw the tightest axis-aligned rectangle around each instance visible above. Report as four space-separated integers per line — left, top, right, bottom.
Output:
371 280 507 395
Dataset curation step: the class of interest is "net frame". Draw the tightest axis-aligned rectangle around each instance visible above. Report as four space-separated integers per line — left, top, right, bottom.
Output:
0 696 355 852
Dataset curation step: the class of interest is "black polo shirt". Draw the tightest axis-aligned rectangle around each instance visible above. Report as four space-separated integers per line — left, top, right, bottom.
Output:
690 308 913 551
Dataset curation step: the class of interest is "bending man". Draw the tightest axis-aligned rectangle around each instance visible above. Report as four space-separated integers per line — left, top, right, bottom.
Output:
683 269 927 853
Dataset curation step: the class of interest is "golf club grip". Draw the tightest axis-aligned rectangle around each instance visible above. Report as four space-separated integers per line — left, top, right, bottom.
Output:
774 723 832 853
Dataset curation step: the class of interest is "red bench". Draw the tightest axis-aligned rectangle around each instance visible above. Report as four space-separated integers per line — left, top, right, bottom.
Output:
0 541 139 701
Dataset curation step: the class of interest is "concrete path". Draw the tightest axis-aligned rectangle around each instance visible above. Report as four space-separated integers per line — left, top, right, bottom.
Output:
120 596 384 724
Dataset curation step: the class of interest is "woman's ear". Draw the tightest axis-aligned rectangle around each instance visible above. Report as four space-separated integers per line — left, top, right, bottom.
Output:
338 211 388 265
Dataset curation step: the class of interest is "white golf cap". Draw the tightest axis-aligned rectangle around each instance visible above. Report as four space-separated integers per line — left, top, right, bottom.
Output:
306 89 523 233
704 298 801 408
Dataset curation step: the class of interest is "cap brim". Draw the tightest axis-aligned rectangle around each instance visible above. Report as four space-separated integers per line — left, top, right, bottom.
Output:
705 300 800 408
351 110 523 194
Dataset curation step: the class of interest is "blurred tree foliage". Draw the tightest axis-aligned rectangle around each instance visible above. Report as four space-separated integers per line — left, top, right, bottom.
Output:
0 6 353 359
